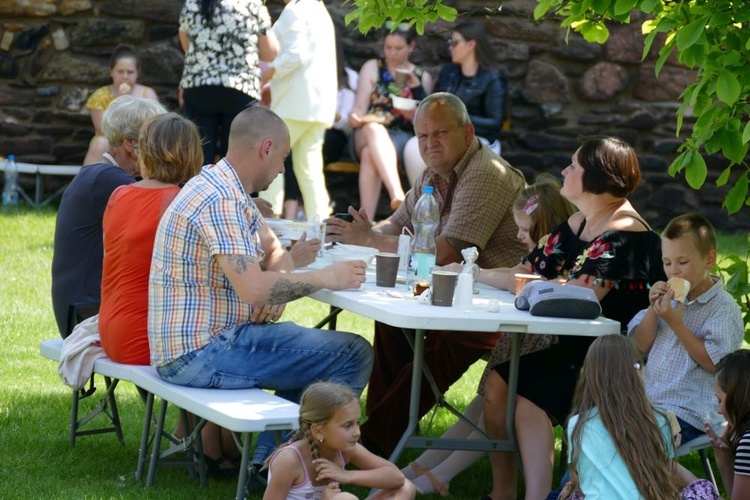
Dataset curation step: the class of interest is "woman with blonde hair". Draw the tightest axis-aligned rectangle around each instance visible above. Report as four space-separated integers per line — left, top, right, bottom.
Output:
99 112 201 365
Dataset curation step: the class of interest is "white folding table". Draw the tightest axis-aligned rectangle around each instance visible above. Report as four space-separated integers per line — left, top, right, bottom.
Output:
309 280 621 463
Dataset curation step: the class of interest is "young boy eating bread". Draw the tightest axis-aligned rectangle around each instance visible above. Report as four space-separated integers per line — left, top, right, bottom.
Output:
629 213 743 444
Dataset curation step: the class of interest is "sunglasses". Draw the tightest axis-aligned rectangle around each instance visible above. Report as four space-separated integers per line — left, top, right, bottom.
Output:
385 20 411 32
447 38 467 47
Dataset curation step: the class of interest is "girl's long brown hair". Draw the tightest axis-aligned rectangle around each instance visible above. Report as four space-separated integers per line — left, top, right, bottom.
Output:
714 349 750 454
567 335 680 499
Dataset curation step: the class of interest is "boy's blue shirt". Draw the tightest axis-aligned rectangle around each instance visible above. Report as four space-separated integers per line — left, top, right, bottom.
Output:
627 275 743 430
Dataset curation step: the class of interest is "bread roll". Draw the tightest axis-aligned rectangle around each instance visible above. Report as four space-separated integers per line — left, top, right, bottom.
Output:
668 277 691 302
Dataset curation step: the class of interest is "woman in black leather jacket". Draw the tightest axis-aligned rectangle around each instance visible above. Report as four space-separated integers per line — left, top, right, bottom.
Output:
404 20 508 184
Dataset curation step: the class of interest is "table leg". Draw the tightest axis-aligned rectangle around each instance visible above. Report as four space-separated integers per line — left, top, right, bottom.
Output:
388 328 424 463
504 332 524 445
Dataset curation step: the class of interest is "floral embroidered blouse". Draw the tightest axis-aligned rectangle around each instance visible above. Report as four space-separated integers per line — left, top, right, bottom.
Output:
179 0 272 99
523 219 666 330
366 59 426 132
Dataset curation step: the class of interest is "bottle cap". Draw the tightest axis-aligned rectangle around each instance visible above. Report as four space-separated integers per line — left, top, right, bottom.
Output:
422 185 433 195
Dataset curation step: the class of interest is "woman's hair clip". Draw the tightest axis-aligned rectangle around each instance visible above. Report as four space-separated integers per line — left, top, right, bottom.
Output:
633 362 642 370
523 195 539 215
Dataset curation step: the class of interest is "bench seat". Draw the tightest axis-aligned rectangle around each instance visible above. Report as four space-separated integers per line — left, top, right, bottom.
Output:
40 338 299 499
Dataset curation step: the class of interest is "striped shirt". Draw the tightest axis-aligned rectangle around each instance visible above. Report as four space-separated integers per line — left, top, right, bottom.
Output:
390 139 527 269
737 431 750 476
627 276 744 430
148 159 264 367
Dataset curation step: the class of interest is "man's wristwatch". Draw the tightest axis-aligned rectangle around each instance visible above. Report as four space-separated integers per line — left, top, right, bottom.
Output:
259 27 268 36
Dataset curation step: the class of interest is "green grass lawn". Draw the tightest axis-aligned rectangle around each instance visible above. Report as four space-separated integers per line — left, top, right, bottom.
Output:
0 207 741 499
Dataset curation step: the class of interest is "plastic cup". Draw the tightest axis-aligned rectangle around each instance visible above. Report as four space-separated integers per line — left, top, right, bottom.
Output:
431 270 458 307
394 68 409 88
376 253 400 287
514 273 542 295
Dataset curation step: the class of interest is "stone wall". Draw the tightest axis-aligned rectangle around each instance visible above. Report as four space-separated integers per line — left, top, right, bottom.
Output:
1 0 747 228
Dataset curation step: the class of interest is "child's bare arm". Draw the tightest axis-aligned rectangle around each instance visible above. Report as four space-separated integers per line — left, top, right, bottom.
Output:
264 449 302 499
316 444 405 490
705 421 736 494
631 306 659 355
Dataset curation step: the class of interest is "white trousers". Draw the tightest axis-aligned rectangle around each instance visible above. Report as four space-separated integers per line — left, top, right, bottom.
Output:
259 119 331 220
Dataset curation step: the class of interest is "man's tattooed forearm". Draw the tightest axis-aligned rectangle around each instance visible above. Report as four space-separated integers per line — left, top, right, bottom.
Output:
227 254 255 274
267 278 314 304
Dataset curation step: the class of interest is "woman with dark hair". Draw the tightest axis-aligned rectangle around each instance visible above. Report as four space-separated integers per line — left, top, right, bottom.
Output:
178 0 277 164
83 44 159 166
349 24 434 219
404 20 508 185
482 136 667 500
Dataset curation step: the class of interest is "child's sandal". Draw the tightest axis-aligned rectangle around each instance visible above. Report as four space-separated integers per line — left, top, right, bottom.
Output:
424 470 449 497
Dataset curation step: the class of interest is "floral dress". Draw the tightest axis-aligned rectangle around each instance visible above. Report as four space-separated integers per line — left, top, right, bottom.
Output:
179 0 271 99
491 218 666 423
366 59 426 132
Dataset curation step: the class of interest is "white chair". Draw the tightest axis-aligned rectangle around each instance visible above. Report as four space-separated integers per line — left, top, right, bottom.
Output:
676 422 726 490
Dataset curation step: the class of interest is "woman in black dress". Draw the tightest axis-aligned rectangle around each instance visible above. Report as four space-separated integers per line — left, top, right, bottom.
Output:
482 136 666 500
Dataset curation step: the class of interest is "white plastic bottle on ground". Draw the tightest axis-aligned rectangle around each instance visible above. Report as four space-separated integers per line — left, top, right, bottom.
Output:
407 185 438 292
2 154 19 206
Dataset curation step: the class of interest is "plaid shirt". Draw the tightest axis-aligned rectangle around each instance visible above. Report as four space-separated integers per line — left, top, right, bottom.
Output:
148 159 264 367
391 139 527 268
628 276 744 430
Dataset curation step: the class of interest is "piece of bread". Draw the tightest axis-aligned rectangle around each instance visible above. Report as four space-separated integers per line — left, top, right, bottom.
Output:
668 277 691 302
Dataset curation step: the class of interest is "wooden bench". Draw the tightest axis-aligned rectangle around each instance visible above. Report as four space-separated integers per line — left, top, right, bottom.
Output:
40 338 299 499
0 159 81 207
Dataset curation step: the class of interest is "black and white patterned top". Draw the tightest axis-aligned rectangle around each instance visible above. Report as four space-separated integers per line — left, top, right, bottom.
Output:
736 431 750 476
179 0 272 99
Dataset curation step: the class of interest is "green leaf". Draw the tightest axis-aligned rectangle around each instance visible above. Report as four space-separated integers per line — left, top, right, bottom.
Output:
723 130 749 164
684 150 707 189
640 0 660 14
534 0 554 19
723 173 749 214
580 22 610 43
669 150 690 176
655 40 676 76
743 121 750 144
614 0 637 15
676 18 706 50
717 70 742 105
434 3 457 20
716 166 732 187
642 26 659 60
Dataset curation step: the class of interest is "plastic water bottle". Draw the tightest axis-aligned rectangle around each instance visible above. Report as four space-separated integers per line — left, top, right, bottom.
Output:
407 185 439 292
2 155 19 207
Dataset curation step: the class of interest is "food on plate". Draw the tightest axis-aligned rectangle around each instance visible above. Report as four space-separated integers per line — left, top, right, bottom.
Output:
668 277 691 302
361 113 387 124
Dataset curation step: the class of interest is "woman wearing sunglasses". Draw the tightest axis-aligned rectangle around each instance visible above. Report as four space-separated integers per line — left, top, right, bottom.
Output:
403 20 508 185
348 23 434 219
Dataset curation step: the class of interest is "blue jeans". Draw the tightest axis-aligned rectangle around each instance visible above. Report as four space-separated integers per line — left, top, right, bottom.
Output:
677 417 705 445
157 321 374 462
